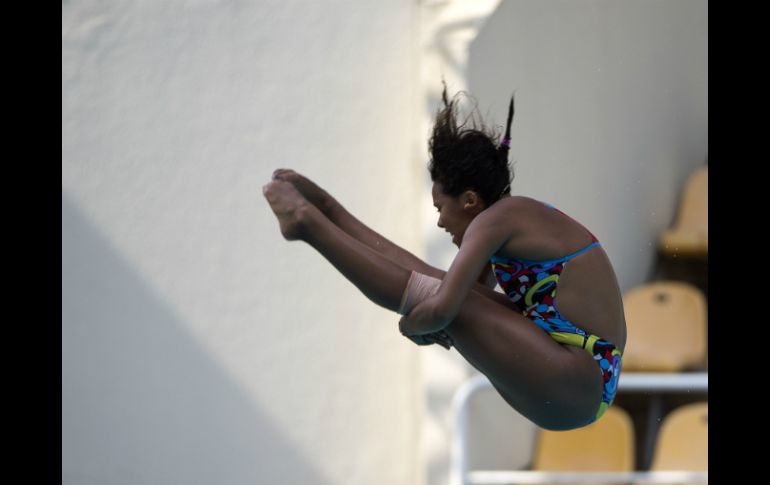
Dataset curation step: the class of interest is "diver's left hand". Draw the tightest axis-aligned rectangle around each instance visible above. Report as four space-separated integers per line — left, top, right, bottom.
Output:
398 296 450 338
404 332 453 350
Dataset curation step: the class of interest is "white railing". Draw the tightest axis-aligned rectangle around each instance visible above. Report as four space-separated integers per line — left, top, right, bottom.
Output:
615 372 708 392
450 373 708 485
467 470 708 484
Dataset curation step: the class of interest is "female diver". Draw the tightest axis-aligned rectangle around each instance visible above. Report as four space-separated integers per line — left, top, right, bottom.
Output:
262 87 626 431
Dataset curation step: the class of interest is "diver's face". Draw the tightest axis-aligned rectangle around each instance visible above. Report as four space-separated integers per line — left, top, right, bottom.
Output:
432 182 482 248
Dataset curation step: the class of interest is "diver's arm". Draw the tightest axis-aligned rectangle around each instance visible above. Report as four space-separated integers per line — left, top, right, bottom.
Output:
398 207 513 336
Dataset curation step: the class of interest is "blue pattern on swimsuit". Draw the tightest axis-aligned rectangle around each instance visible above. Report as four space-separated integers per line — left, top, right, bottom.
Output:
489 202 622 423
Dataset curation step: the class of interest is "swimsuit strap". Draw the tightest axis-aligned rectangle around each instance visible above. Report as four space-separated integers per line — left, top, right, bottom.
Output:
491 241 600 266
490 200 601 266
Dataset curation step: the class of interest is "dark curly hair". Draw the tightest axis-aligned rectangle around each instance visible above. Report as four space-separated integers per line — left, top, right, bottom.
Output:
428 83 514 207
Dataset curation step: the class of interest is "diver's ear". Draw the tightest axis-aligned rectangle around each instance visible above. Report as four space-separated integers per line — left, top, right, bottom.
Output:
461 190 485 212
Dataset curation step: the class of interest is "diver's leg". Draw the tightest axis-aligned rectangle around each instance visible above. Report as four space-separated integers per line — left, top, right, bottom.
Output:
263 179 602 430
271 169 515 311
264 179 411 311
272 168 433 272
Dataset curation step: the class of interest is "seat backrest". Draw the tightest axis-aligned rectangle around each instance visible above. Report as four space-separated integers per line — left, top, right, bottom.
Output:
650 402 708 471
659 167 708 257
532 406 635 472
621 281 707 372
673 166 708 234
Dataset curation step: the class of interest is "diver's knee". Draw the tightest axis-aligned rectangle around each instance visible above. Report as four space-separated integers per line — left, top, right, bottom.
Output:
397 271 442 315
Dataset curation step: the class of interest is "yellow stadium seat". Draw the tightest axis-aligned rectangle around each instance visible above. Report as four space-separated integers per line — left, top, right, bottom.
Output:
659 166 708 258
621 281 707 372
533 406 634 483
649 402 707 483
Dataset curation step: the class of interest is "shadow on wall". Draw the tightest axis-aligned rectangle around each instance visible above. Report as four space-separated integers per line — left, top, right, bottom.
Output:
62 193 331 485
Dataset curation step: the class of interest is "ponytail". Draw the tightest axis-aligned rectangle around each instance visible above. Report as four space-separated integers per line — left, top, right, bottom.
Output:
496 95 514 199
498 95 514 154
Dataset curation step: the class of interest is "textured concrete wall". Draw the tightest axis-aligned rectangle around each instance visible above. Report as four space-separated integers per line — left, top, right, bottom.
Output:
62 1 425 484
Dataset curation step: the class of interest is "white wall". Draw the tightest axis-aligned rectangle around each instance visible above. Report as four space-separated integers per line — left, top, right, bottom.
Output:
62 1 425 484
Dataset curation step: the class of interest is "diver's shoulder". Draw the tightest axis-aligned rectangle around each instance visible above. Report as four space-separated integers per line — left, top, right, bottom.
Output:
493 195 543 211
482 196 543 229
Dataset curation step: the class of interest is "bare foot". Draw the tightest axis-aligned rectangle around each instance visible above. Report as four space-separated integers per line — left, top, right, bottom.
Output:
272 168 334 215
262 179 312 241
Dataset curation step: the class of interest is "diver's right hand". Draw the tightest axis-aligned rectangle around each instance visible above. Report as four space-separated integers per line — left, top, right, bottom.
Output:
404 331 453 350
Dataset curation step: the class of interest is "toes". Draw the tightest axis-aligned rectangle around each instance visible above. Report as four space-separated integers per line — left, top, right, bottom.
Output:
273 171 298 184
262 180 294 201
272 168 294 180
262 180 281 199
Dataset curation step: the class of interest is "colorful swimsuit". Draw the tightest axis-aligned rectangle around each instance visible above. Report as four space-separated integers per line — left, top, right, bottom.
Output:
489 203 623 424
